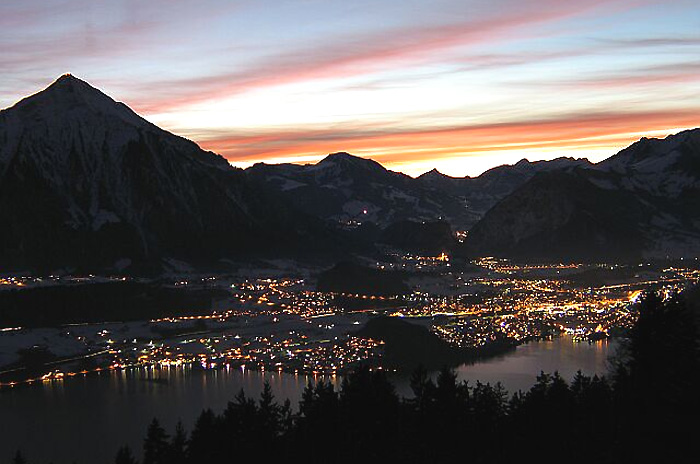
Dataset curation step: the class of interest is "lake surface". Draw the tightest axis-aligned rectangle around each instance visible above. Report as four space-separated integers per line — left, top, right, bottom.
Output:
456 336 617 392
0 336 617 464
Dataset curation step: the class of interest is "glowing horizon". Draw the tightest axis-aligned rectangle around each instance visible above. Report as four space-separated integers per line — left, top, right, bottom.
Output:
1 0 699 177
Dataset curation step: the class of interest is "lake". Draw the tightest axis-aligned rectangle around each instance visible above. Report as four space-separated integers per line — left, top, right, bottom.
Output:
0 336 617 464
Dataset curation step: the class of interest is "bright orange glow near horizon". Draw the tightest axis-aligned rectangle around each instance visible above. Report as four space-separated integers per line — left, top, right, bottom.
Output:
2 1 700 177
193 109 699 177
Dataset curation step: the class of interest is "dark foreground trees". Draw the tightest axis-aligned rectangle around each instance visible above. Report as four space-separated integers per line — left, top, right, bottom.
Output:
611 289 700 462
117 288 697 464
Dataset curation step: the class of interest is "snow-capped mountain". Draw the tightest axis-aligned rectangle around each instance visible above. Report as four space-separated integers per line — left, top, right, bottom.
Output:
0 75 332 272
246 152 588 232
246 152 469 229
462 129 700 261
593 129 700 196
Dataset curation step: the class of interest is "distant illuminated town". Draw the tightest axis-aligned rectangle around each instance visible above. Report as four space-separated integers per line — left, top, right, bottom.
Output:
1 255 698 388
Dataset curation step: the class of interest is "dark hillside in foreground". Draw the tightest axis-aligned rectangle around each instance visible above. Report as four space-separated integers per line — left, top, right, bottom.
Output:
355 316 515 370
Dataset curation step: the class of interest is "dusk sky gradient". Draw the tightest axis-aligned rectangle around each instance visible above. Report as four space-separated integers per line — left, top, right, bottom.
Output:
1 0 699 176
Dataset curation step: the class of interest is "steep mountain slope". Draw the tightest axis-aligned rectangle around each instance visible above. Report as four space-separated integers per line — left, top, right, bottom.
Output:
0 75 333 272
462 129 700 261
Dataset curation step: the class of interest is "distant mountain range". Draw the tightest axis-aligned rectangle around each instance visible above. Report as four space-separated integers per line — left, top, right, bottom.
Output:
247 149 591 231
0 75 697 272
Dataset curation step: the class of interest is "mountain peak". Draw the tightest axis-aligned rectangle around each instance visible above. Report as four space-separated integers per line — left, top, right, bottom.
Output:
6 74 148 129
46 73 97 94
42 74 114 101
316 152 387 172
320 152 363 163
53 72 84 84
0 75 291 272
418 168 449 180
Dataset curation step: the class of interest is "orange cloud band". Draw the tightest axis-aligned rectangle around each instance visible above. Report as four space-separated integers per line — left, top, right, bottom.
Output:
196 108 699 172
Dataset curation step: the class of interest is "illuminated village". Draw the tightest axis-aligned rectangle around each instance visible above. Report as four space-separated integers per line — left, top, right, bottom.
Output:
1 256 698 388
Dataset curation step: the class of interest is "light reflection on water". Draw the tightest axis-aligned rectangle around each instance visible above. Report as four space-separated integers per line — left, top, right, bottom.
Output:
455 335 616 393
1 336 615 464
388 335 617 397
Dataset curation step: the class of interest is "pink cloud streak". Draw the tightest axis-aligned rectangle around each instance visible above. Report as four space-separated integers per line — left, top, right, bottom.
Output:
129 0 635 113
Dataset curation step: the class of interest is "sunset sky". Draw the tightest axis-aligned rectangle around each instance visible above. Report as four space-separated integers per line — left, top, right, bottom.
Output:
1 0 699 176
